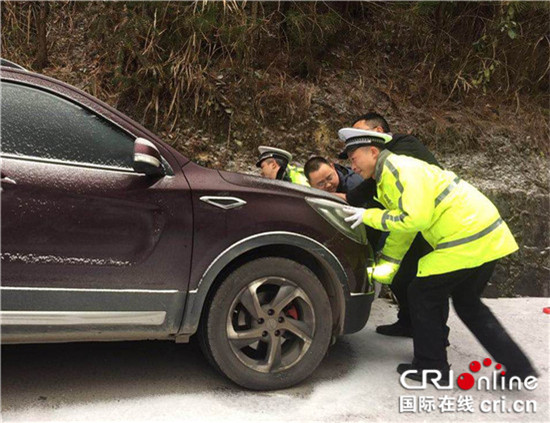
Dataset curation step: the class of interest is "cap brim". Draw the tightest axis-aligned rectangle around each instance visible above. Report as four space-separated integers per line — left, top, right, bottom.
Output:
257 146 292 163
256 154 290 167
338 128 393 143
338 142 386 160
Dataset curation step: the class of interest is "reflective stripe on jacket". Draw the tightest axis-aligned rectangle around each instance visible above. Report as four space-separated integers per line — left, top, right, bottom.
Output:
287 164 310 186
362 150 518 277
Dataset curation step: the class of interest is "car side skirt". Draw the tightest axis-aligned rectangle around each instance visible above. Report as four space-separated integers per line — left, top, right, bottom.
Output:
0 287 185 344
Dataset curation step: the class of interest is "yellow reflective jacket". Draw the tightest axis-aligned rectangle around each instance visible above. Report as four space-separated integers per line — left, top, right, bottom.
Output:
362 150 518 277
287 164 310 187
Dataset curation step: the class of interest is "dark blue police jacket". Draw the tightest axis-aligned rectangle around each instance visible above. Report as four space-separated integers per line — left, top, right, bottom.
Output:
334 163 363 194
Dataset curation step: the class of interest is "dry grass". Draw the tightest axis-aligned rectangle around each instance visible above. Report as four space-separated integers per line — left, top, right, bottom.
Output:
1 1 548 155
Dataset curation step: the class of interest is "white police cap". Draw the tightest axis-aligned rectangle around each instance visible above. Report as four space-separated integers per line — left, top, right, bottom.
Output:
337 128 393 159
256 146 293 167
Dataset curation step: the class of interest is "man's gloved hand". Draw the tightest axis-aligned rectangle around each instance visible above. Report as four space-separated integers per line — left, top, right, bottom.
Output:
342 206 366 229
368 259 400 285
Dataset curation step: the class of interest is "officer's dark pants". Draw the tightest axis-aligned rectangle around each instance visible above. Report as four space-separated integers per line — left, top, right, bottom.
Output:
408 260 535 375
390 233 432 327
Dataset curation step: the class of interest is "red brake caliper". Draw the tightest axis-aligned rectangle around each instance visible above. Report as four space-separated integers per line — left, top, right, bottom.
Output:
285 305 299 320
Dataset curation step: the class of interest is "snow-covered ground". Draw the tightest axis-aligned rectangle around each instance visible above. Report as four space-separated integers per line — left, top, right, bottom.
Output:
2 298 548 422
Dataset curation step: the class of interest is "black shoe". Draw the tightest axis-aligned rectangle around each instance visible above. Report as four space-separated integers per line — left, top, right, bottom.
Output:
397 362 451 385
397 363 415 374
376 321 413 337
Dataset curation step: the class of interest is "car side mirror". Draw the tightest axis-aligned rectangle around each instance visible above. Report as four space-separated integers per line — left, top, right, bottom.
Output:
133 138 165 176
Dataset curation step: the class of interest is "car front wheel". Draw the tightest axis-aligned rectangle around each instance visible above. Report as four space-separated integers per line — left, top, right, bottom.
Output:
199 257 332 390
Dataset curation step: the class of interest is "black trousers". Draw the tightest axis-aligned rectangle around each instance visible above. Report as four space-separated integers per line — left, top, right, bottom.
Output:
389 233 432 327
408 260 535 375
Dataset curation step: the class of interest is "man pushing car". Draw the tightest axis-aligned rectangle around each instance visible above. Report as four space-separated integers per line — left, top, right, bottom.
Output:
339 127 537 384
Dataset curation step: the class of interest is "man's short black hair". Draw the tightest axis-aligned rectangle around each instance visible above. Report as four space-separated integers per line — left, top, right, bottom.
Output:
352 112 391 133
304 156 330 180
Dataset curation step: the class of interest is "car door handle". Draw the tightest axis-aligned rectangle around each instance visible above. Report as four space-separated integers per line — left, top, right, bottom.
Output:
1 176 17 185
1 173 17 192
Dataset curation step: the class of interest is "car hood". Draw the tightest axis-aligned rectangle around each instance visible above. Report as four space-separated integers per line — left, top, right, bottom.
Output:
218 170 347 204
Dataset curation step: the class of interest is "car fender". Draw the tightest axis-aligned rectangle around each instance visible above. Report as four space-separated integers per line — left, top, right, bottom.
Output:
176 231 349 340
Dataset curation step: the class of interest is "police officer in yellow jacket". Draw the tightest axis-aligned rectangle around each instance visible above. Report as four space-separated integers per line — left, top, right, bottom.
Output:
256 146 309 186
340 129 536 383
344 113 441 339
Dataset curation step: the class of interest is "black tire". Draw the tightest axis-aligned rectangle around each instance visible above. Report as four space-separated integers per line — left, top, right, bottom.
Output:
199 257 332 390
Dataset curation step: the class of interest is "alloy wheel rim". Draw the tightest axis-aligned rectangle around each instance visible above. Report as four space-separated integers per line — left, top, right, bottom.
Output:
226 277 316 374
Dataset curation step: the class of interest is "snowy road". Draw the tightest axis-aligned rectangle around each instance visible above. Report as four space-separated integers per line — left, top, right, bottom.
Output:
2 298 548 422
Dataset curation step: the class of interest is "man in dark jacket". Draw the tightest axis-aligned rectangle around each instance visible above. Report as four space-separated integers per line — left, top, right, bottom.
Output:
344 112 441 339
304 156 363 201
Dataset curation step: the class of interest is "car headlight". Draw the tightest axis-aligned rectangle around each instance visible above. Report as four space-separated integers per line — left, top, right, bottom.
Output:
305 197 368 245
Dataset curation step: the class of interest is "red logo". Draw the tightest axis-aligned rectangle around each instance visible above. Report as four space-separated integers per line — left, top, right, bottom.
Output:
457 358 506 390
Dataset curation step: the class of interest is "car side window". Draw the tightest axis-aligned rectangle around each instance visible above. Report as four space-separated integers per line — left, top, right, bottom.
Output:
1 81 135 170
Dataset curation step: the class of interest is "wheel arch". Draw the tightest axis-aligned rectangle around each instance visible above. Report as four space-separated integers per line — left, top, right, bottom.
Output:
176 232 349 340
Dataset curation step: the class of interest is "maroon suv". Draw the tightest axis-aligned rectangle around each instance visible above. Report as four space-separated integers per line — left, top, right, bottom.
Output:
0 61 374 390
